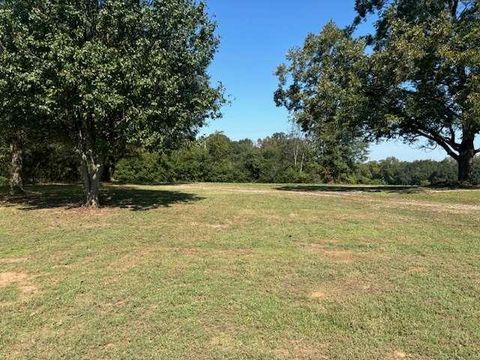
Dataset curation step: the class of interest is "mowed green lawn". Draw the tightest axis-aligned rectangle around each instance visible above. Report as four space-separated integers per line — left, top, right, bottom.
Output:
1 183 479 359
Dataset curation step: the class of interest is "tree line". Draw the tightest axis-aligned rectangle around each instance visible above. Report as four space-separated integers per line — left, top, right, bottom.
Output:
2 132 478 186
1 0 479 207
85 134 480 186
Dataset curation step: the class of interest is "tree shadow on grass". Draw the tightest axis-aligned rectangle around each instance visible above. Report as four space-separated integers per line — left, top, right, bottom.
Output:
276 184 423 194
0 184 203 211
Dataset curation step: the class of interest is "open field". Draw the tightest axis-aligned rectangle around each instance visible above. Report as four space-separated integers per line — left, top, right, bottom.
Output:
1 183 480 359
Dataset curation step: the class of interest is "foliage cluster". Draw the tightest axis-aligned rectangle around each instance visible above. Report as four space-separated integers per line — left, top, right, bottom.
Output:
2 131 478 186
116 137 479 186
276 0 480 184
0 0 224 206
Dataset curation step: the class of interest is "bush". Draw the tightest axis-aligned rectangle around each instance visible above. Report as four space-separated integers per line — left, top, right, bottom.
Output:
0 176 8 187
114 152 167 184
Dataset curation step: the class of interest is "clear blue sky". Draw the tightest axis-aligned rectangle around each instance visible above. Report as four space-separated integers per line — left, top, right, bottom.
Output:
202 0 447 161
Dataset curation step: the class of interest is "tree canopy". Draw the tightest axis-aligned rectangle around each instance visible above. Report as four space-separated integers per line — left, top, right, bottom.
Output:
276 0 480 184
275 22 369 182
0 0 224 206
0 0 55 194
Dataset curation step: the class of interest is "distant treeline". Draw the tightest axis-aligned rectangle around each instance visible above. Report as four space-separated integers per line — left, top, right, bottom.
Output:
2 132 478 187
115 133 478 186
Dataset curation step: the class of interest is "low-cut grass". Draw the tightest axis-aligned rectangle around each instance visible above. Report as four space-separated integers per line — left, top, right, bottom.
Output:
1 183 479 359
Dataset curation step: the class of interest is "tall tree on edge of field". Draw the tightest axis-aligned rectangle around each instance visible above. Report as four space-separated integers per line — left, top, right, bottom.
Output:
276 0 480 185
0 0 54 195
275 22 370 183
277 0 480 185
354 0 480 184
48 0 224 207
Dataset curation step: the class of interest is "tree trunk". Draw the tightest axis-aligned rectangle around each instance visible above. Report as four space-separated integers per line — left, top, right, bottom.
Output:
457 139 475 185
9 136 25 196
80 153 102 208
300 152 305 173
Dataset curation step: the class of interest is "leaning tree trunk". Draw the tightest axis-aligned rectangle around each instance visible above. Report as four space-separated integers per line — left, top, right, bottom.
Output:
79 152 103 208
9 136 25 196
457 139 476 185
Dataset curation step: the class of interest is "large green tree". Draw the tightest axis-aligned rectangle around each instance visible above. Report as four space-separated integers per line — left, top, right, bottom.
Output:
277 0 480 184
0 0 54 194
275 22 369 182
356 0 480 184
45 0 223 206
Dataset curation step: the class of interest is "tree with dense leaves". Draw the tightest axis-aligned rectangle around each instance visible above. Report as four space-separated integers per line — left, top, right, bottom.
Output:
0 0 54 195
277 1 479 184
275 22 369 182
355 0 480 184
44 0 224 206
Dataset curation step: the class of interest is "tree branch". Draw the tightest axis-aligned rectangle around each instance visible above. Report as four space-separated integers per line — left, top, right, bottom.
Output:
416 129 460 160
448 0 459 18
446 123 458 148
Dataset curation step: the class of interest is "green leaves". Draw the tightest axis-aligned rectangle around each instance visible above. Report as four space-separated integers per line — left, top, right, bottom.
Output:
0 0 53 134
1 0 225 150
275 22 369 179
277 0 480 182
0 0 225 204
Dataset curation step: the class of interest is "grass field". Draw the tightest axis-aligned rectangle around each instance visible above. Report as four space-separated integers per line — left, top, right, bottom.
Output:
1 183 480 359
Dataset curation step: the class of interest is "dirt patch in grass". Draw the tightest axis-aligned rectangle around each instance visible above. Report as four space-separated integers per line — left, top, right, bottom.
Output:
0 271 38 297
406 266 427 274
389 350 407 359
387 350 429 360
0 257 29 265
321 249 355 263
299 244 360 263
209 332 236 352
190 221 231 230
275 339 329 359
310 291 326 299
108 253 146 272
310 275 384 302
388 350 431 360
180 247 254 257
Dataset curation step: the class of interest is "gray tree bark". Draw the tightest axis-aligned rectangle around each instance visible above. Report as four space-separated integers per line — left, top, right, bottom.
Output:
80 151 102 208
